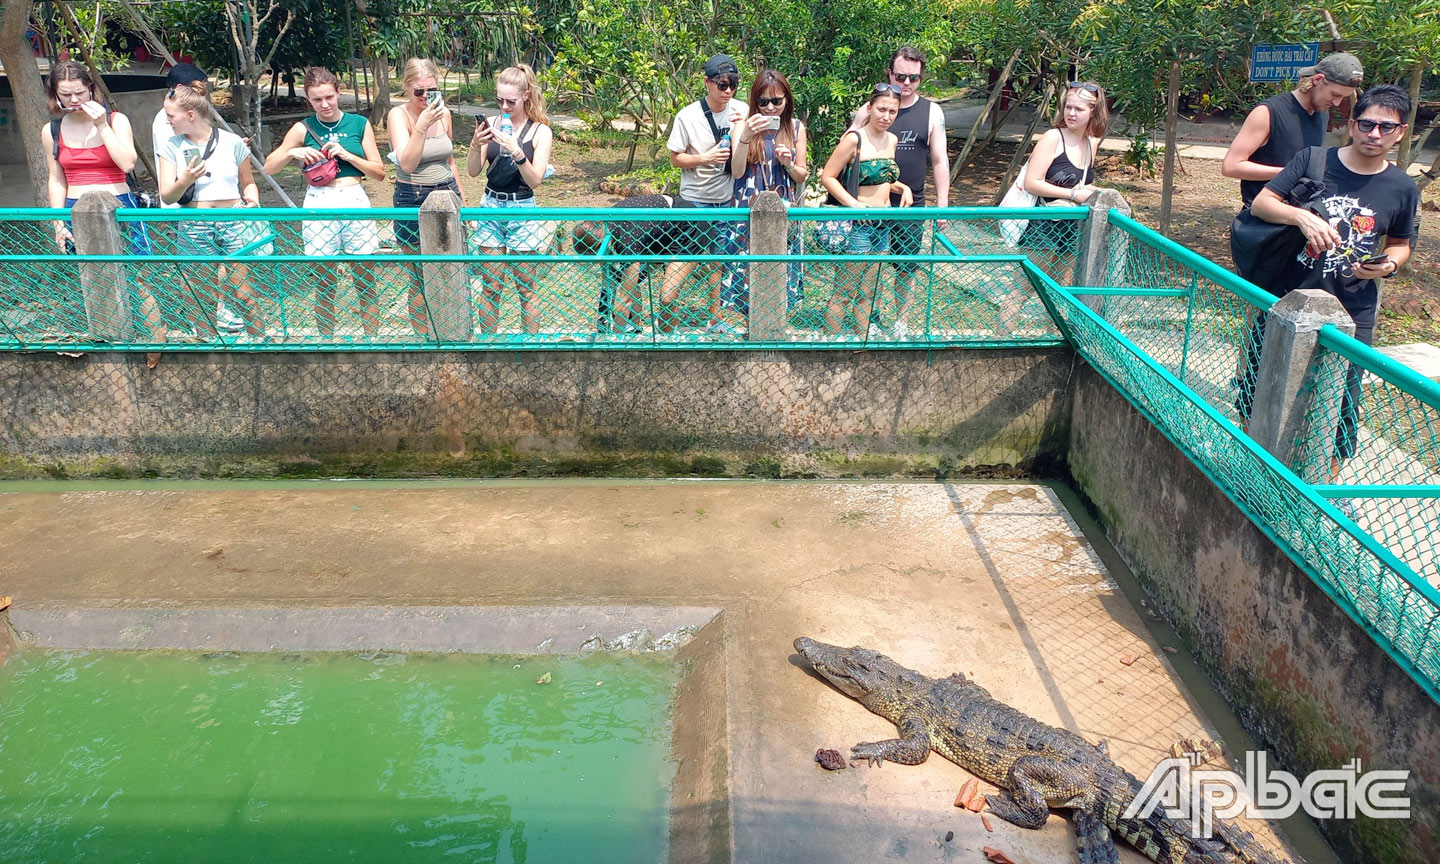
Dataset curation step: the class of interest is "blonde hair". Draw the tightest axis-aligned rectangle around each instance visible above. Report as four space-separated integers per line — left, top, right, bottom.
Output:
165 80 211 116
497 64 548 126
402 57 439 91
1053 81 1109 139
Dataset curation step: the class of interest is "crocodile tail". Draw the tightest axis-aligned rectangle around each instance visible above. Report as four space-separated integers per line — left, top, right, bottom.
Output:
1211 819 1296 864
1075 809 1120 864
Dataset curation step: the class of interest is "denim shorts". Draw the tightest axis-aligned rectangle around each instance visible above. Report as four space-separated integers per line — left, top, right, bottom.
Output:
393 179 460 248
848 221 890 254
469 193 553 252
175 219 274 258
64 192 153 255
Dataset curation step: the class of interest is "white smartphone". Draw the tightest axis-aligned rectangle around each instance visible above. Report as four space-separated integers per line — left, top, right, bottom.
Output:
764 115 782 132
426 89 443 109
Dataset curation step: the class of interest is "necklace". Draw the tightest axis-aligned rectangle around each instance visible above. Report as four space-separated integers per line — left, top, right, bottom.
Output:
315 113 343 134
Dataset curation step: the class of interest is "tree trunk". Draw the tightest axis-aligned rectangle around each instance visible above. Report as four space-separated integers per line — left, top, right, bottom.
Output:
950 49 1021 185
1397 63 1424 169
1 0 54 205
993 82 1054 206
368 54 391 127
1159 58 1181 234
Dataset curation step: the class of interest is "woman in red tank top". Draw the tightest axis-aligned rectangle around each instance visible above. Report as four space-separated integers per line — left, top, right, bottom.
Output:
41 61 164 340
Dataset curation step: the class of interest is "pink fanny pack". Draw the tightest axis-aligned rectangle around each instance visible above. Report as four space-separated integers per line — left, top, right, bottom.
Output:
303 157 340 187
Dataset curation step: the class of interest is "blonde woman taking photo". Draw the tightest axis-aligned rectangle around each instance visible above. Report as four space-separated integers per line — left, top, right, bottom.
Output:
388 58 463 337
466 63 554 335
157 81 268 340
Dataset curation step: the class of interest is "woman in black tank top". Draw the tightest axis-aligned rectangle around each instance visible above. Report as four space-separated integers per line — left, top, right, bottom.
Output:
466 64 554 335
1017 81 1110 298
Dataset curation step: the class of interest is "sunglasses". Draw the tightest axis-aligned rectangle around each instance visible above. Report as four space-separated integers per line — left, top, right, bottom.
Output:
710 76 739 91
891 73 922 83
1068 81 1100 94
496 95 523 107
1354 118 1403 135
756 96 786 107
873 83 902 95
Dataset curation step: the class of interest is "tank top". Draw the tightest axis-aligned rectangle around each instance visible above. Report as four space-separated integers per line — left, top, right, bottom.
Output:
1241 92 1326 205
1039 138 1093 202
303 112 369 180
887 97 934 205
485 120 538 195
56 122 127 186
394 113 455 186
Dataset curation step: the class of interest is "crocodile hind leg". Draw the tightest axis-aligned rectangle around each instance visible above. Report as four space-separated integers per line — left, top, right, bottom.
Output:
850 715 931 767
984 755 1092 829
1074 809 1120 864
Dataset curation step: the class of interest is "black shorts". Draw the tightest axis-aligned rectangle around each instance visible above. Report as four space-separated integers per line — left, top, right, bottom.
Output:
888 220 924 274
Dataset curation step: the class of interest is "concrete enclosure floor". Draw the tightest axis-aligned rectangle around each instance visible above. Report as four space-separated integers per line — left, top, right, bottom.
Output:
0 480 1296 863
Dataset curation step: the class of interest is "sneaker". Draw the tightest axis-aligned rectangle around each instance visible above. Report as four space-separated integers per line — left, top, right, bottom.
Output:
707 320 741 337
216 304 245 334
891 320 910 340
1334 498 1359 521
867 321 888 341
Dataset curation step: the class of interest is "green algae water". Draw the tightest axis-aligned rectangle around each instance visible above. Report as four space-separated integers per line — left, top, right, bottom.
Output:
0 650 675 863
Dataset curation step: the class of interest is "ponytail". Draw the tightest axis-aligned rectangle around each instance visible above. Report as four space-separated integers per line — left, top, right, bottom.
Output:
497 64 548 126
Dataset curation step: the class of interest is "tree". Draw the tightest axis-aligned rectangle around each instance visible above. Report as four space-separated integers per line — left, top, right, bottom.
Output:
1 0 52 205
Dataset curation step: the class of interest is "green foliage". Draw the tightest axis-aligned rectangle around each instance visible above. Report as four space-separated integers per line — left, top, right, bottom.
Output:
604 162 682 193
148 0 346 89
1121 132 1161 179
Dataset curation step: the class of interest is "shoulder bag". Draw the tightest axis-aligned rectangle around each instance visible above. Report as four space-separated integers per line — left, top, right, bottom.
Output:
1229 146 1329 292
814 131 863 253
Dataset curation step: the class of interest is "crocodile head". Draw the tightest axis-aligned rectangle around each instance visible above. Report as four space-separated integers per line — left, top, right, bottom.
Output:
794 637 930 719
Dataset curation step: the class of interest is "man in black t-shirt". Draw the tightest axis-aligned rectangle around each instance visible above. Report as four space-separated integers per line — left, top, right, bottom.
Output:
1222 52 1363 208
1249 84 1419 499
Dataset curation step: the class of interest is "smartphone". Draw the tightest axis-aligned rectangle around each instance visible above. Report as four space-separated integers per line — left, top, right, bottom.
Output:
426 89 443 109
764 115 782 132
475 114 490 131
1359 253 1390 266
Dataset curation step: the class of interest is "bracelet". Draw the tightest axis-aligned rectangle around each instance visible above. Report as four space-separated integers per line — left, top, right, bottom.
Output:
1068 188 1077 202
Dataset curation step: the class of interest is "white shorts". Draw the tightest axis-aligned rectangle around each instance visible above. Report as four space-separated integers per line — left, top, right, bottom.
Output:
303 183 382 256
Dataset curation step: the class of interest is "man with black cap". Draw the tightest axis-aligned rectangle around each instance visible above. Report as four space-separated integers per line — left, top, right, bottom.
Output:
665 54 748 334
1222 52 1364 209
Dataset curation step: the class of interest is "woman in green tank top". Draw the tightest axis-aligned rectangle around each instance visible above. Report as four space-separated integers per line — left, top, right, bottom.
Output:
264 66 387 338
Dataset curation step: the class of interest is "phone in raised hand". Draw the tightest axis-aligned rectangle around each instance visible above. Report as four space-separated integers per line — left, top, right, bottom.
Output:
764 115 782 132
426 89 444 109
1358 253 1390 266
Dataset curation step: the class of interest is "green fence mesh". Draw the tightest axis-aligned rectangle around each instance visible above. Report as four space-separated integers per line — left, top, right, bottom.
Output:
1043 211 1440 703
0 205 1082 350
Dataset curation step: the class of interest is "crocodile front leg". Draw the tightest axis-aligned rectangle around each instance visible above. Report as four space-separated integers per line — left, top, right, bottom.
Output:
851 714 931 767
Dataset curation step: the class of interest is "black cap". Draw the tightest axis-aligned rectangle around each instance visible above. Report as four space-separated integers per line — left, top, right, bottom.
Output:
703 55 738 79
165 63 208 88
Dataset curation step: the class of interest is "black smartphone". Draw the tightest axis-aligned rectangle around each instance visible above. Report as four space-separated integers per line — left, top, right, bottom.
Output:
1359 253 1390 266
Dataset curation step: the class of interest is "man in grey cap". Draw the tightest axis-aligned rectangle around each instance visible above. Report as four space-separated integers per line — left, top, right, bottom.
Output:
665 54 748 334
1222 52 1363 208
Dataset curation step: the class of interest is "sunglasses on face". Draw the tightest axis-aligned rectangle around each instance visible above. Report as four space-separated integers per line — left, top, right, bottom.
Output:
873 83 902 96
891 73 922 83
756 96 785 108
496 95 523 108
710 76 739 91
1354 118 1403 135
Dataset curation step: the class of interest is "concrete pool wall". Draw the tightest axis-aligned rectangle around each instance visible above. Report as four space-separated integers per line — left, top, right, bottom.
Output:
1067 363 1440 864
0 349 1075 479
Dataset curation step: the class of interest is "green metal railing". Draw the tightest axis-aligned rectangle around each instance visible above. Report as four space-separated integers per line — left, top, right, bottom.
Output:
0 206 1083 350
1037 209 1440 703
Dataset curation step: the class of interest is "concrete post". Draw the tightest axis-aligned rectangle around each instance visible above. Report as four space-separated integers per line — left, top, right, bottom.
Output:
71 191 136 341
1076 189 1132 312
417 190 471 342
1248 289 1355 467
747 191 788 341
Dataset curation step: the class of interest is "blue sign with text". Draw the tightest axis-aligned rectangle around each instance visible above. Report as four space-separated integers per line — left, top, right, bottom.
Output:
1250 43 1321 82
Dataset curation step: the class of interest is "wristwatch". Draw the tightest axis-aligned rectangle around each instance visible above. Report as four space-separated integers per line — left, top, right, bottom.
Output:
513 153 528 165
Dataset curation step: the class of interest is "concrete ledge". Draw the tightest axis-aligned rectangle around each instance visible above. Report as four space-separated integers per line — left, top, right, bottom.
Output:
9 605 720 654
1066 363 1440 864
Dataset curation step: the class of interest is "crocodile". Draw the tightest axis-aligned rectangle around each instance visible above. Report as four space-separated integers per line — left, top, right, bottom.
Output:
794 637 1293 864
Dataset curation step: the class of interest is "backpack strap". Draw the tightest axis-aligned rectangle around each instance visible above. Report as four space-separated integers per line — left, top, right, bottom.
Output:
1304 145 1327 184
699 99 724 144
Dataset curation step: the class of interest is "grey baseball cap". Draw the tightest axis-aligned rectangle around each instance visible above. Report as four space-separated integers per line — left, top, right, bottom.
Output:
703 55 739 79
1300 52 1364 87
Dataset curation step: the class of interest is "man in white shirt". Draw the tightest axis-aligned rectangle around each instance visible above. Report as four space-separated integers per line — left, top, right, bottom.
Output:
665 54 747 334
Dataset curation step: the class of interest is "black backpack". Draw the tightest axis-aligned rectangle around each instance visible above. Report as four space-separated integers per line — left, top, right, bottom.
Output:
50 114 160 208
1229 146 1328 292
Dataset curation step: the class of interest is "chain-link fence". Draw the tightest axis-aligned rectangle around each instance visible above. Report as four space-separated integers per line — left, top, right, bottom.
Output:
1036 210 1440 703
0 201 1083 350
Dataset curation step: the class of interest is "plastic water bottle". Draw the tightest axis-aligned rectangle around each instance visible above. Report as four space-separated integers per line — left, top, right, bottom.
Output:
718 130 730 152
498 112 514 137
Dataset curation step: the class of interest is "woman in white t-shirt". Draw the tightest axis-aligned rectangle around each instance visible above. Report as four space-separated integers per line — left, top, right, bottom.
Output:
157 82 268 340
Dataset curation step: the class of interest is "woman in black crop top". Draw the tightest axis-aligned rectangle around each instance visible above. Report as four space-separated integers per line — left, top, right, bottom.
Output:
466 64 554 335
1017 81 1110 293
